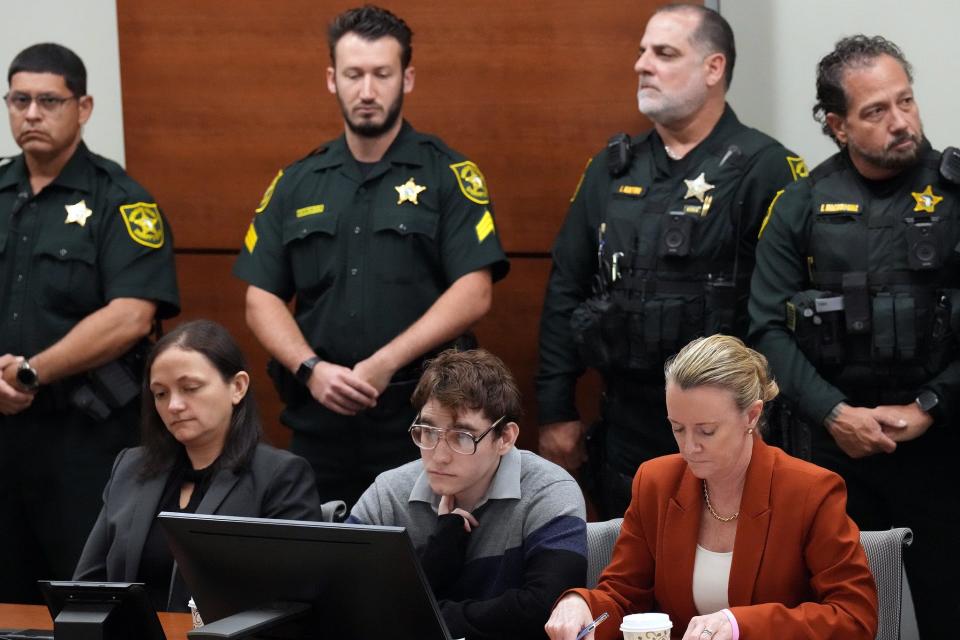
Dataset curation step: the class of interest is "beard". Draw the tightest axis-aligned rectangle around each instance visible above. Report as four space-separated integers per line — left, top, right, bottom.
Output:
637 75 708 125
338 90 404 139
848 130 924 172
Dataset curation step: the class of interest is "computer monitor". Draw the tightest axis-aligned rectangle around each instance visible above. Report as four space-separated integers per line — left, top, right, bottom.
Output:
37 581 165 640
158 512 452 639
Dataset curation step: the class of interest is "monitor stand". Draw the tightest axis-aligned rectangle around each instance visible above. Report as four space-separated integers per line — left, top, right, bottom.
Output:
54 602 117 640
186 602 311 639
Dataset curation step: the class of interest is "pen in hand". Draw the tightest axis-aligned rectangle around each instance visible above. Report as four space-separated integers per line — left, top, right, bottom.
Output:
575 612 609 640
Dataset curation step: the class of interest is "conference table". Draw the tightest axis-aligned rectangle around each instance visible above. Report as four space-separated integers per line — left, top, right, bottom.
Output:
0 603 193 638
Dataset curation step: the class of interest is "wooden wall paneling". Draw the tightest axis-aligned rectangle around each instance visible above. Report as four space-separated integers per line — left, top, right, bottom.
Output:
170 253 290 448
118 0 674 459
117 0 657 253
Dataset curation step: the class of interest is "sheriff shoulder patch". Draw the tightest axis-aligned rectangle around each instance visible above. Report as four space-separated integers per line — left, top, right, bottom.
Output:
119 202 164 248
787 156 808 181
475 209 495 243
255 170 283 213
450 161 489 204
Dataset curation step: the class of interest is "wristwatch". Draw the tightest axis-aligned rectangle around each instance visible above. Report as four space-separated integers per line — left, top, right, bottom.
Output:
296 356 322 386
915 390 939 415
16 359 40 392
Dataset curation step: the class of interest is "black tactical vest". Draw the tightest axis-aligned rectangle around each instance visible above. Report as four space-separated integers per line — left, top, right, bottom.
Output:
573 127 779 374
794 149 960 389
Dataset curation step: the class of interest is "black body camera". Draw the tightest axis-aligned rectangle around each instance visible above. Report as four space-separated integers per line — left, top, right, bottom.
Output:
659 212 693 258
905 218 942 270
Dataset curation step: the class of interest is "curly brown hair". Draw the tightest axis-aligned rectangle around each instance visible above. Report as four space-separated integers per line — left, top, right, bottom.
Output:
813 35 913 145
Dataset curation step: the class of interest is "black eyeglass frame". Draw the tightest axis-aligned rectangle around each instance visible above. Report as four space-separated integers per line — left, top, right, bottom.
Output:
408 414 507 455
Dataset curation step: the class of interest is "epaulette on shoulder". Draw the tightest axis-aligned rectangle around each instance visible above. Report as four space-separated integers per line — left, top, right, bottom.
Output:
724 126 781 160
808 154 845 185
86 150 145 198
85 150 127 178
418 133 463 162
302 143 329 160
284 143 331 171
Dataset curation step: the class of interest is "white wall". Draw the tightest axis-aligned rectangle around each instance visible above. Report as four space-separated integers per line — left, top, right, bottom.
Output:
0 0 125 164
722 0 960 167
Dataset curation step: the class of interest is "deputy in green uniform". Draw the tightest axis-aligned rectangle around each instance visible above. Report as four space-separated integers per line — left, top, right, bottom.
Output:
233 6 508 507
537 4 801 518
0 44 179 603
749 36 959 638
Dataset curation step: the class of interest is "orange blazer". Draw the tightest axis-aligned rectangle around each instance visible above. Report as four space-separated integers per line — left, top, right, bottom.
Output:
572 437 877 639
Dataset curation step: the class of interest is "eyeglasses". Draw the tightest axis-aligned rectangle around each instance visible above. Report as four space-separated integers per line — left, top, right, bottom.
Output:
4 92 78 114
409 415 506 455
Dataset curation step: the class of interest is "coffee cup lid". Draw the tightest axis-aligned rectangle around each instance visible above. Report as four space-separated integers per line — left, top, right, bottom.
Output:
620 612 672 631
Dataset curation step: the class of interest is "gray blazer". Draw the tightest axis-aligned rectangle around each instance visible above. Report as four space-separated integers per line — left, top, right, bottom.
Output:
73 443 322 606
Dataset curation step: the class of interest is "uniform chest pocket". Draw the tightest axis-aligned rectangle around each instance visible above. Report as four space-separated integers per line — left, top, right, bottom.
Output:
811 214 868 271
607 203 672 270
31 235 101 315
282 212 339 295
371 207 439 283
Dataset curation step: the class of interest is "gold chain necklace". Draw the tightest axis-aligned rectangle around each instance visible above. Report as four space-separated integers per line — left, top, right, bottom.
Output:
703 480 739 522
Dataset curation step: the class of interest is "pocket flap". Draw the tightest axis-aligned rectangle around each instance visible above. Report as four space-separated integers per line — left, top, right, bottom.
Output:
282 210 338 245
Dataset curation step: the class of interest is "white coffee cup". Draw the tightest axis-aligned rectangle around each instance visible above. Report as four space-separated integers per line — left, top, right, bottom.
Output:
620 612 672 640
187 597 204 628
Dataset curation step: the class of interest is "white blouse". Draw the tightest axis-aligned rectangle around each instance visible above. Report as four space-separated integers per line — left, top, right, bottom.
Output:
692 544 733 615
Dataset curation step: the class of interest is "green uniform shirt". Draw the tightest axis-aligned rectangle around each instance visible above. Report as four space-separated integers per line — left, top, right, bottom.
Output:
234 120 509 369
0 142 180 359
538 106 801 424
749 147 960 427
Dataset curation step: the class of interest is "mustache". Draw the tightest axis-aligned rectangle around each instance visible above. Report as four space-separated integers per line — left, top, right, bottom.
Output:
887 132 920 151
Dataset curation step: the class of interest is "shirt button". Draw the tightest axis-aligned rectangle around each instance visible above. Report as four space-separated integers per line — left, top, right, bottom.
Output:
12 312 18 320
21 235 28 242
354 226 361 234
16 274 23 282
59 249 68 257
350 268 358 276
398 223 407 232
349 311 357 318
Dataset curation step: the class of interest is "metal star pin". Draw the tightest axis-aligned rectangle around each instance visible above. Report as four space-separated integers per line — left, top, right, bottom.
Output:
395 177 426 205
64 200 93 227
684 173 715 203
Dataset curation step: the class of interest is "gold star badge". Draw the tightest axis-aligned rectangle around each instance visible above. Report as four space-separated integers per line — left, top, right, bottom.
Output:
912 184 943 213
684 173 715 203
64 200 93 227
395 177 426 205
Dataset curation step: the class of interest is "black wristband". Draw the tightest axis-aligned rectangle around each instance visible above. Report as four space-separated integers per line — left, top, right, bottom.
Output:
295 356 321 386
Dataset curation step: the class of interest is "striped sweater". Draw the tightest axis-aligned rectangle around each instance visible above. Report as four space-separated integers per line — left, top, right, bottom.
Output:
348 448 587 639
